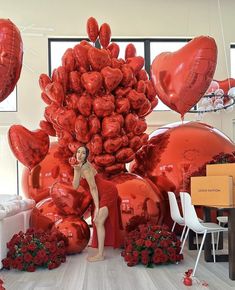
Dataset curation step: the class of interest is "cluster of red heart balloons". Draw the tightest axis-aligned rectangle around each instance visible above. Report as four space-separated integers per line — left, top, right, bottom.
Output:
0 19 23 103
37 17 158 174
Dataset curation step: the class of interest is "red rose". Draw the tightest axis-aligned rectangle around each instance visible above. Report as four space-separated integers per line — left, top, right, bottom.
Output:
145 240 152 248
26 264 36 272
23 252 33 263
135 239 144 246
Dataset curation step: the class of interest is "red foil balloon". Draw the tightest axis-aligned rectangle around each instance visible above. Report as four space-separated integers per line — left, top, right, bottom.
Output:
216 78 235 94
50 182 92 216
130 122 235 225
110 172 163 229
151 36 217 117
54 216 90 254
0 19 23 102
22 142 73 203
86 17 99 43
30 197 64 231
8 125 49 169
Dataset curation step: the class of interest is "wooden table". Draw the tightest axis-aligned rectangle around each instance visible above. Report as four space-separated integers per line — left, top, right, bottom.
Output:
202 205 235 280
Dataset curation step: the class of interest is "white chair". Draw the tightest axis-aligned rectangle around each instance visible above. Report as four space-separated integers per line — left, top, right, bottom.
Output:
167 191 186 242
179 191 228 277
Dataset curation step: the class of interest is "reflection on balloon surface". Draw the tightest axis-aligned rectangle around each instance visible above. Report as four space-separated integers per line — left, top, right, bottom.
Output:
110 172 163 229
130 122 235 225
54 216 90 254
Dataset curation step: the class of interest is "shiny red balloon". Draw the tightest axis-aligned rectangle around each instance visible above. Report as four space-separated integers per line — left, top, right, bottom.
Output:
130 122 235 225
110 172 163 229
22 142 73 203
54 216 90 254
99 23 111 48
8 125 49 169
30 197 64 231
0 19 23 103
50 182 92 216
151 36 217 117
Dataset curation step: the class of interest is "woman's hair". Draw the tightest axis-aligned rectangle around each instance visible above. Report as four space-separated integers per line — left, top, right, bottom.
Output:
76 146 89 164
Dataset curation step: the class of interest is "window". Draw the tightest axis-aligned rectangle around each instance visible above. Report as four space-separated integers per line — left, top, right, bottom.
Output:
0 88 17 112
48 38 190 111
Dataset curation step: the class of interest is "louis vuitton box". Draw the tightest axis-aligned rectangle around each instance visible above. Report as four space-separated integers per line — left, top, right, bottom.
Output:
191 175 233 206
206 163 235 204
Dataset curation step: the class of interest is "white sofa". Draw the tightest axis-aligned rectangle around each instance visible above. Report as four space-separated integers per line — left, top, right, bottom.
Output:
0 194 35 268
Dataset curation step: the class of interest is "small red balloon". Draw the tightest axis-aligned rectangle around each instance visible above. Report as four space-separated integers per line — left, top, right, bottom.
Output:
99 23 111 48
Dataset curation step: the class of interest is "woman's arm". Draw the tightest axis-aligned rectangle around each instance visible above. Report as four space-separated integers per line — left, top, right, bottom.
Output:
72 165 82 190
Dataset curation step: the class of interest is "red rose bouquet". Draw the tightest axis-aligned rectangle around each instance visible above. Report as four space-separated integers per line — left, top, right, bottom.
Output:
2 228 67 272
0 279 5 290
121 223 183 267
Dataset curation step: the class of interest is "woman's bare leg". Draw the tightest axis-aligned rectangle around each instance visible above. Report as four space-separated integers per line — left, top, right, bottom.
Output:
87 206 108 262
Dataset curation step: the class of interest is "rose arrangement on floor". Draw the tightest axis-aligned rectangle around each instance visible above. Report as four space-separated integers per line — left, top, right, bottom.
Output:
121 222 183 267
2 228 67 272
0 278 5 290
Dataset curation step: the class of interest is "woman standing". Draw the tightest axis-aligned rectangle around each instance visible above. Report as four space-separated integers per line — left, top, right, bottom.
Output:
72 146 122 262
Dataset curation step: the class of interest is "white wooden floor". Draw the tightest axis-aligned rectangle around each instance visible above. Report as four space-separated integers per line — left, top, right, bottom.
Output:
1 235 235 290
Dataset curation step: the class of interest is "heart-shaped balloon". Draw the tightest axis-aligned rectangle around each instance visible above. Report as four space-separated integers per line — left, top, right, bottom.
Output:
77 94 92 116
101 66 123 92
8 125 49 169
215 78 235 94
88 47 111 71
0 19 23 103
151 36 217 117
93 96 115 117
81 72 103 95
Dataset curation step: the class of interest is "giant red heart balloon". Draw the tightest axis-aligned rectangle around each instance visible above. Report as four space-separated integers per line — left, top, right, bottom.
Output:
8 125 49 169
151 36 217 117
0 19 23 103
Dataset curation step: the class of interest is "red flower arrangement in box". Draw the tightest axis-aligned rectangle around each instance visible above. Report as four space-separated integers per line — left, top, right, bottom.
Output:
2 228 67 272
121 222 183 267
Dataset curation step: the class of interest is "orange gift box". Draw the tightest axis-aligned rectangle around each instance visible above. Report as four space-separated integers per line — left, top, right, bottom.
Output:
206 163 235 204
191 176 233 206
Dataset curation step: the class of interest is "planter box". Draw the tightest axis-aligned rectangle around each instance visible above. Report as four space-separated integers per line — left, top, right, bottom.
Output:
207 163 235 204
191 176 233 206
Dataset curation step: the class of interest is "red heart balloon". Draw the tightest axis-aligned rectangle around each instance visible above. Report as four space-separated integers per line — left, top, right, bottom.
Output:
93 96 115 117
151 36 217 117
86 17 99 43
8 125 49 169
90 134 103 155
104 137 123 153
81 72 103 95
88 47 111 71
101 66 123 92
77 94 92 116
215 78 235 94
73 44 90 71
0 19 23 103
62 48 76 72
107 43 120 58
99 23 111 48
101 115 121 138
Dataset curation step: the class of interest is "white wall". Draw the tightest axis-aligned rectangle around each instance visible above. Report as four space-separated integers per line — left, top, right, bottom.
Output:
0 0 235 195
